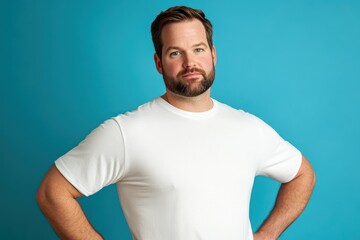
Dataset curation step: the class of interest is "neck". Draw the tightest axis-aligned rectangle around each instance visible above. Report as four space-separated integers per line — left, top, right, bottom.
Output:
161 89 213 112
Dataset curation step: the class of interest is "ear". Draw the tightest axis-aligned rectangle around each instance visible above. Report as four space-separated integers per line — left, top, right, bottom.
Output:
211 46 217 66
154 53 163 74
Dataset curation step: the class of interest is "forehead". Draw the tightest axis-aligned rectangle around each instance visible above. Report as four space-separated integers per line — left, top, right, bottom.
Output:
160 19 208 48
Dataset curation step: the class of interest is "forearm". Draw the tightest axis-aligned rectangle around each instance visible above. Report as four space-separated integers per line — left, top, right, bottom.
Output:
37 192 103 240
37 166 103 240
255 156 316 240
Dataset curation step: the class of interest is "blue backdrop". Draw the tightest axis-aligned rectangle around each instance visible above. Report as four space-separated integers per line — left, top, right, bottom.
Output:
1 0 359 239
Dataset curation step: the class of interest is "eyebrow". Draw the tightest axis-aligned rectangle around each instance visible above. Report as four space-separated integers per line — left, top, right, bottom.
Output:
165 42 209 54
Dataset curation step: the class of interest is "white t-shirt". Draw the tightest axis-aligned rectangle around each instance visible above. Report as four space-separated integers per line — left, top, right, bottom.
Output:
55 97 302 240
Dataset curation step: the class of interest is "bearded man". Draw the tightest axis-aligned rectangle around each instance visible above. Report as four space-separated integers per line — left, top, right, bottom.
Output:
37 6 315 240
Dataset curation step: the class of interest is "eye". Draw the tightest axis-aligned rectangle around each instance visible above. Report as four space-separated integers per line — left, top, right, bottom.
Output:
170 51 181 57
195 48 204 53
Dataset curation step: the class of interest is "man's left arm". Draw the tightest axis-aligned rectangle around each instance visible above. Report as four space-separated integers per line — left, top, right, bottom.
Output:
253 155 316 240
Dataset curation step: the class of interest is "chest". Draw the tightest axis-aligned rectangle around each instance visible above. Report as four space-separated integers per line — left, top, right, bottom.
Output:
120 120 260 196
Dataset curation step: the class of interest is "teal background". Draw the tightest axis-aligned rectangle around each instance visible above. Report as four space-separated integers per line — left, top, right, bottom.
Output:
1 0 359 239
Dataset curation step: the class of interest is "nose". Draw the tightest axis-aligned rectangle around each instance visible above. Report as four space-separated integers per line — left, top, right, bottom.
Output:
182 52 196 68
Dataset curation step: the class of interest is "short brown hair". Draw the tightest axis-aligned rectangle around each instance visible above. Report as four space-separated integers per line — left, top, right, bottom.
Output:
151 6 213 58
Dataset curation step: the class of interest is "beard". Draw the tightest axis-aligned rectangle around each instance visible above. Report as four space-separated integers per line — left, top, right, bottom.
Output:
162 65 215 97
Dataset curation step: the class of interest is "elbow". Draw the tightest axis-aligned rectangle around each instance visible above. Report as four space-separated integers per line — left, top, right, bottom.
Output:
303 162 316 194
36 179 57 212
311 168 316 189
301 155 316 190
36 183 49 210
305 162 316 192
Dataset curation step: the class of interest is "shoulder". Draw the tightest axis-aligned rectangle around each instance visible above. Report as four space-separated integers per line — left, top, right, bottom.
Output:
113 97 156 117
111 97 167 130
213 99 259 122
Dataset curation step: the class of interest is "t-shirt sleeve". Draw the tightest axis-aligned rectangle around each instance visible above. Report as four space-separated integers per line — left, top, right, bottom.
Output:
252 115 302 183
55 118 126 196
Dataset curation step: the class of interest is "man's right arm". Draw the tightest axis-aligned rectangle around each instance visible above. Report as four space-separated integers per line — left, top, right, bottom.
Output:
36 165 103 240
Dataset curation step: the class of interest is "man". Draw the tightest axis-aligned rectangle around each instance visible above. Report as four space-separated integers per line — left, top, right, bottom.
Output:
37 6 315 240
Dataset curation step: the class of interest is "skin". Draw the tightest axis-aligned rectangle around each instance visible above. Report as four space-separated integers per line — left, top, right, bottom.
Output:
36 19 316 239
253 155 316 240
36 166 103 240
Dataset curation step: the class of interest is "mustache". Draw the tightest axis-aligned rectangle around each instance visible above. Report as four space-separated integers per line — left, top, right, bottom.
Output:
177 67 206 77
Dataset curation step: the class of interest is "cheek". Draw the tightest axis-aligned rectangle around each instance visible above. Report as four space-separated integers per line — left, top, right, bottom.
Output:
163 61 181 75
199 52 214 64
201 57 214 69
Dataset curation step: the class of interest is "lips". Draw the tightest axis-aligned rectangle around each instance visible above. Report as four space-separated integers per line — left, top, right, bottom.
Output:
180 67 205 77
182 72 201 77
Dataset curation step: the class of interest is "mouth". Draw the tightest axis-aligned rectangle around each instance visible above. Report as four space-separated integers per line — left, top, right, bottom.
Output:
178 67 206 80
182 72 202 78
